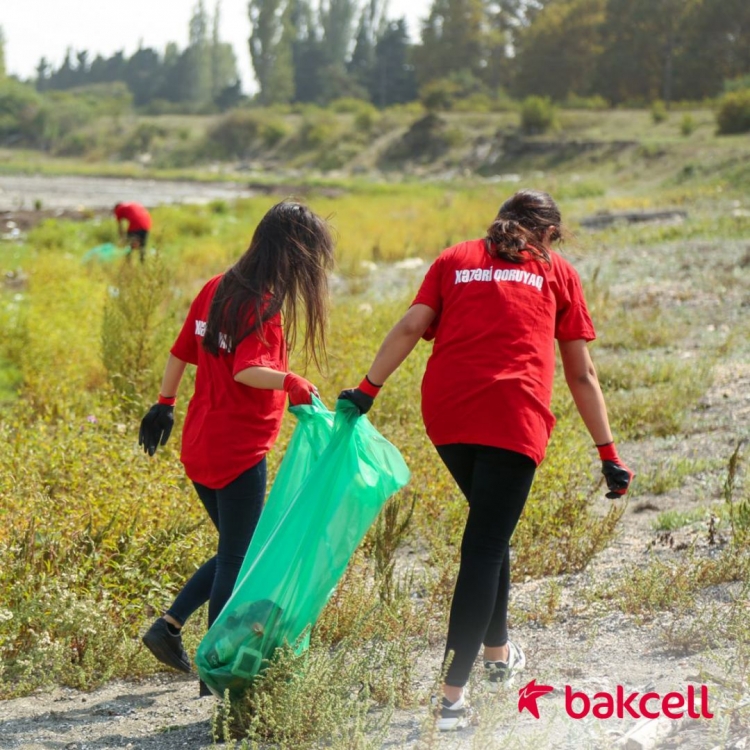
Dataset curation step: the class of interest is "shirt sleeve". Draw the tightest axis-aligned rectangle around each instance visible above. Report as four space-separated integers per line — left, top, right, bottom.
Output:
232 317 288 376
411 256 443 341
554 262 596 342
170 295 202 365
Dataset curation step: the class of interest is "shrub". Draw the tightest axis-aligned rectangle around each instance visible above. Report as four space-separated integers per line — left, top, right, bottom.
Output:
716 90 750 135
101 257 174 407
205 109 262 159
680 113 696 136
352 104 380 134
452 93 494 113
419 79 460 112
296 112 339 149
328 97 373 114
651 99 669 124
562 94 609 111
260 118 289 148
520 95 557 134
120 122 168 159
0 79 46 146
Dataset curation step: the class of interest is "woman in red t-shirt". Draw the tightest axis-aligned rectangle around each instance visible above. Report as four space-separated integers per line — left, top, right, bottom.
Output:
339 189 633 730
138 202 334 691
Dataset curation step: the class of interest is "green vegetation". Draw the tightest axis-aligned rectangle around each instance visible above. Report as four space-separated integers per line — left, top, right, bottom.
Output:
1 97 749 744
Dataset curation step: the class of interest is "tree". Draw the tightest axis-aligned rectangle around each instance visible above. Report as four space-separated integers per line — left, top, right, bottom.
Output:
35 58 51 91
369 19 417 106
514 0 606 101
249 0 294 103
0 26 6 80
182 0 213 104
414 0 486 86
595 0 696 105
673 0 750 100
348 0 387 93
211 2 241 103
125 47 162 106
321 0 358 69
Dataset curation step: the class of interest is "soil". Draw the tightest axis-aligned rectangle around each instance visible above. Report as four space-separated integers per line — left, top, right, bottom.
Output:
1 199 749 749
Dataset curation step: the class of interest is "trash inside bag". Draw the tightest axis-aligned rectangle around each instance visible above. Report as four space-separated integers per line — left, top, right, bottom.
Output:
195 396 410 697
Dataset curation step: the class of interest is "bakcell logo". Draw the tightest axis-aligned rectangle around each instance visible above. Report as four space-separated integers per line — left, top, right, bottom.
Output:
518 680 714 721
518 679 555 719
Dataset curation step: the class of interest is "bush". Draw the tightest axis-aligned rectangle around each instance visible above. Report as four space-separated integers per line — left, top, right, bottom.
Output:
296 112 339 149
260 118 289 148
520 96 557 134
651 99 668 124
328 97 373 114
562 94 609 111
716 90 750 135
419 79 460 112
680 113 696 136
0 79 46 146
724 75 750 94
120 122 168 159
452 93 495 113
353 104 380 133
205 109 262 159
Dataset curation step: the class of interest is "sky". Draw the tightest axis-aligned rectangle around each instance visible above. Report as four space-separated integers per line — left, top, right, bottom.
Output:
1 0 432 94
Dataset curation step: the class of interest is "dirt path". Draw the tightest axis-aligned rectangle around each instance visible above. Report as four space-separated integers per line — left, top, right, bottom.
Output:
1 237 748 749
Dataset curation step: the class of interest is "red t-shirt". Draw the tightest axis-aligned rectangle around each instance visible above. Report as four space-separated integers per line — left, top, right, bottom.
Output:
170 275 288 489
411 239 596 465
114 203 152 232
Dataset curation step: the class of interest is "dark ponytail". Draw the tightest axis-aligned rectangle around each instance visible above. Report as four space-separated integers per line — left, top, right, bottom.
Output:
485 189 562 264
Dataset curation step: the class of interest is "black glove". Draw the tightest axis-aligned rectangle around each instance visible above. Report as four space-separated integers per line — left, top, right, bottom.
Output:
338 375 382 416
597 442 634 499
338 387 374 415
139 403 174 456
601 460 634 499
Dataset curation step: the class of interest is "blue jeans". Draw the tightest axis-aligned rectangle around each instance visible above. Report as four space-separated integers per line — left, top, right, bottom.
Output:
166 458 267 628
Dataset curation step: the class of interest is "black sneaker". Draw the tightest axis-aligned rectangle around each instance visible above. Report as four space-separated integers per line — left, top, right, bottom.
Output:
484 639 526 692
431 692 467 731
142 618 191 673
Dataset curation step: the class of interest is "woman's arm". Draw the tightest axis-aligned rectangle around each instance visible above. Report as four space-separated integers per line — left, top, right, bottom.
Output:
366 304 437 385
159 354 188 398
234 367 287 389
232 301 435 394
558 339 613 445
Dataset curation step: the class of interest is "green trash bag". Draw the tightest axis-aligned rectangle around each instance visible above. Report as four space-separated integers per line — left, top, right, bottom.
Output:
82 243 128 262
195 396 411 697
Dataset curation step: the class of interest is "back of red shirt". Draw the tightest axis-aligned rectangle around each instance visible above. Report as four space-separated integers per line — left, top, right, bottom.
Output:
114 203 152 232
412 239 595 464
170 276 288 489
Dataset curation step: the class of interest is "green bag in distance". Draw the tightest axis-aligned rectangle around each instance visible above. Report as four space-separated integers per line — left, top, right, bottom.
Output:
195 397 411 697
81 243 128 262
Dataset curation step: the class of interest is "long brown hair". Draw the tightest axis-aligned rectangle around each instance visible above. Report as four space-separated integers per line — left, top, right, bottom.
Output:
203 201 334 370
485 189 562 264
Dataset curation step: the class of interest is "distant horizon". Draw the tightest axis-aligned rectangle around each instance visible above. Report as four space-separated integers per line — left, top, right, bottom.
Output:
1 0 431 94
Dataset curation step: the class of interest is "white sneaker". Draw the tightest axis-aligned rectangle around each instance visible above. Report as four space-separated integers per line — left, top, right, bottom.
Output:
484 640 526 692
431 691 468 731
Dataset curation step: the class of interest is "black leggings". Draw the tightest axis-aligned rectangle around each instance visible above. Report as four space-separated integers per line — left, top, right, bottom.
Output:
166 458 266 628
436 444 536 688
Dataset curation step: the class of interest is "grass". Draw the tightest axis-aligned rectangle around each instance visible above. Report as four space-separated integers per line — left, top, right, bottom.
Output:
1 119 748 743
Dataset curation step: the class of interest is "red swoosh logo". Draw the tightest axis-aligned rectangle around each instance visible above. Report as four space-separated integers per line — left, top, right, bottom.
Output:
518 678 554 719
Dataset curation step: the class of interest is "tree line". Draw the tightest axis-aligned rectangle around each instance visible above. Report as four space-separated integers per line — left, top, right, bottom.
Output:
18 0 750 109
34 2 241 111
